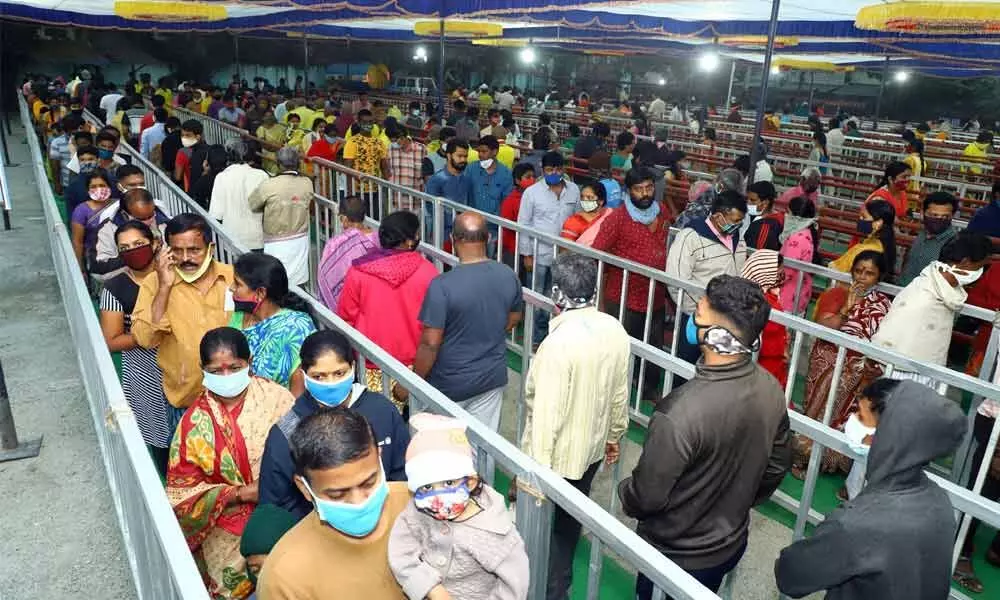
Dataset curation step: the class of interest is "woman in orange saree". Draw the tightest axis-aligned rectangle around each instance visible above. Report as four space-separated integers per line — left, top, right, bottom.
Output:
166 327 294 599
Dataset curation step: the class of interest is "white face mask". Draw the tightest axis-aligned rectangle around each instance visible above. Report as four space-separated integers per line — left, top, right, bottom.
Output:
747 204 761 217
480 159 494 170
844 413 876 457
947 264 984 286
181 136 197 148
581 199 600 212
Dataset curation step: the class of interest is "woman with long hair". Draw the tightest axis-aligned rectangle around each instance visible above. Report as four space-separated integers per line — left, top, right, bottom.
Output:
228 253 316 395
902 137 926 211
830 199 897 280
866 160 911 217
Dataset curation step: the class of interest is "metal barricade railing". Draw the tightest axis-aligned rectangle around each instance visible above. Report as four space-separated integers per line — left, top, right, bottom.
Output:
172 106 249 146
80 109 722 600
308 158 1000 590
0 124 11 230
17 95 209 600
92 101 1000 599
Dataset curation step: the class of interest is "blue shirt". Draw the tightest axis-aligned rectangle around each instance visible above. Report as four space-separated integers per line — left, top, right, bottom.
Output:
464 161 513 215
517 179 581 266
425 167 469 235
967 201 1000 238
139 122 167 159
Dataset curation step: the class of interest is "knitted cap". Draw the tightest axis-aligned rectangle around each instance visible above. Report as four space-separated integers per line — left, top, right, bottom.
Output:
404 413 476 492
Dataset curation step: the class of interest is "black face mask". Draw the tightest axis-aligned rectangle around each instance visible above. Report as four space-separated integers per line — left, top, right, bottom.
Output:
631 195 654 209
924 216 952 235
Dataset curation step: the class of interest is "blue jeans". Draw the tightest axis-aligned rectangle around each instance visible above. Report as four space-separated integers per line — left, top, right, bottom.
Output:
530 263 552 345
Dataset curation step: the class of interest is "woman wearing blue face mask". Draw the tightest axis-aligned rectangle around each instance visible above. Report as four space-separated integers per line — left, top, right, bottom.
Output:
165 327 295 600
256 329 410 522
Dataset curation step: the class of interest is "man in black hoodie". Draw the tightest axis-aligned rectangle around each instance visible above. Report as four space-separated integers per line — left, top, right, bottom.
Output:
619 275 790 599
775 380 966 600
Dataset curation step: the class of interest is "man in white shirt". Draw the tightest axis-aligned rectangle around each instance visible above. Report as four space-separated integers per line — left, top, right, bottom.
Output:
99 84 124 119
208 140 270 251
520 252 630 600
826 117 846 155
647 95 666 120
496 86 515 111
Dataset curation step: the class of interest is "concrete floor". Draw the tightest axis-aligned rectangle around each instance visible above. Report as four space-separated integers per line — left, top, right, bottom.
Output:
498 367 819 600
0 126 133 598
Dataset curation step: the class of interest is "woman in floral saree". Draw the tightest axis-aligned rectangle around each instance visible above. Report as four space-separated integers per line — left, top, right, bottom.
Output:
167 327 295 600
792 250 891 477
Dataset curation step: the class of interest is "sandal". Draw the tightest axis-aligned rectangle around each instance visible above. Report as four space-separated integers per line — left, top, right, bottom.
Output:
952 558 984 594
790 465 807 481
836 486 849 503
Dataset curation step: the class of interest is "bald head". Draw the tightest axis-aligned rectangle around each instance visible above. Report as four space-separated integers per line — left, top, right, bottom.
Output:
453 212 489 244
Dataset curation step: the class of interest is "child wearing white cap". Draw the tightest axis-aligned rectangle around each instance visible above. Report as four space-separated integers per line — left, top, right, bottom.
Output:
388 413 530 600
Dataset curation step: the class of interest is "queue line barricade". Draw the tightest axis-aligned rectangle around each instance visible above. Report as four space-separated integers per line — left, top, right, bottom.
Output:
19 98 210 600
80 93 1000 599
145 101 1000 538
309 158 1000 598
80 109 725 600
172 106 250 146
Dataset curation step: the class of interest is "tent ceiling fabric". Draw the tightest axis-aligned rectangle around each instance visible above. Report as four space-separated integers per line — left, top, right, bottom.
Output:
3 0 1000 74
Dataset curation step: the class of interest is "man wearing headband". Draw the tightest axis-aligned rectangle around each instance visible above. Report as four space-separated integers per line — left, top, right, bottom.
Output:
620 274 790 599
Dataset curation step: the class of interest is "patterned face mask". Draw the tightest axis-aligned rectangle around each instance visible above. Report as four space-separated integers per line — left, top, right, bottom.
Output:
550 285 595 311
413 478 473 521
687 314 758 355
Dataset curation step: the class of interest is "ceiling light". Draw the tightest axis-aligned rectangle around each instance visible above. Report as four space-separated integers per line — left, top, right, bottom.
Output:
699 52 720 72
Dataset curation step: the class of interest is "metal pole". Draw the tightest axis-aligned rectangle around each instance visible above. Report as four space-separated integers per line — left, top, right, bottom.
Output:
747 0 781 187
303 35 310 93
873 56 889 123
234 34 241 83
724 60 736 112
437 16 446 119
807 72 815 112
0 359 43 461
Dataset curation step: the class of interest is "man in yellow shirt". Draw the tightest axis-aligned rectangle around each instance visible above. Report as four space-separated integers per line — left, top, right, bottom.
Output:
131 213 234 431
258 408 409 600
520 253 630 600
154 78 173 108
343 110 390 206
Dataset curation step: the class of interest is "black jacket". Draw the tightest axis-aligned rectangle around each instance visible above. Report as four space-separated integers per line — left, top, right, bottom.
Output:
619 356 790 570
257 387 410 521
775 381 966 600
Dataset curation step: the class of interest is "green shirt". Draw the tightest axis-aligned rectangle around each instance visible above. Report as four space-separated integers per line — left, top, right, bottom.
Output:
898 227 958 287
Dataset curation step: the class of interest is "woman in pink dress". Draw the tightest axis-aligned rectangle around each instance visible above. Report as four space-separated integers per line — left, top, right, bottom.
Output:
778 196 819 315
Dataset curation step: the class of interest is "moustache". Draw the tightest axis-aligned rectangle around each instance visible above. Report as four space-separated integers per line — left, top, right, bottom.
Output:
179 261 200 269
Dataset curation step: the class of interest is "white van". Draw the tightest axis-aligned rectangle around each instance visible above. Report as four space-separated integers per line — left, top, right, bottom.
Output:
391 75 437 97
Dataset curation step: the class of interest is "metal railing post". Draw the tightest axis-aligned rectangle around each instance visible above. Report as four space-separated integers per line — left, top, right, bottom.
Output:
0 358 43 462
515 472 554 600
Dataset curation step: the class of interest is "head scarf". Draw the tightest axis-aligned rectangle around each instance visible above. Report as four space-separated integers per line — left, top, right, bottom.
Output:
741 249 781 291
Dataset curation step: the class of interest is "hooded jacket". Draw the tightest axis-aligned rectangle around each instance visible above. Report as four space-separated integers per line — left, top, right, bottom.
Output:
871 262 968 366
618 356 790 570
337 249 438 366
775 381 966 600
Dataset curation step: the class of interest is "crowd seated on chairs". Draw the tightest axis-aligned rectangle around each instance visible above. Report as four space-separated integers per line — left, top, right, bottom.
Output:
23 70 1000 599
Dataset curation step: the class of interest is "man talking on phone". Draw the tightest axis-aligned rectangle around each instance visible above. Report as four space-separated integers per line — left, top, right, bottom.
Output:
132 213 235 432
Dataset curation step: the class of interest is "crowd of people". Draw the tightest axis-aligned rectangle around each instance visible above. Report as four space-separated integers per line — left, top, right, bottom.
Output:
22 69 1000 600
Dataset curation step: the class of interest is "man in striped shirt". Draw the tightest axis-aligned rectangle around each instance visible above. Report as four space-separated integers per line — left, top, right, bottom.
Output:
520 253 630 600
